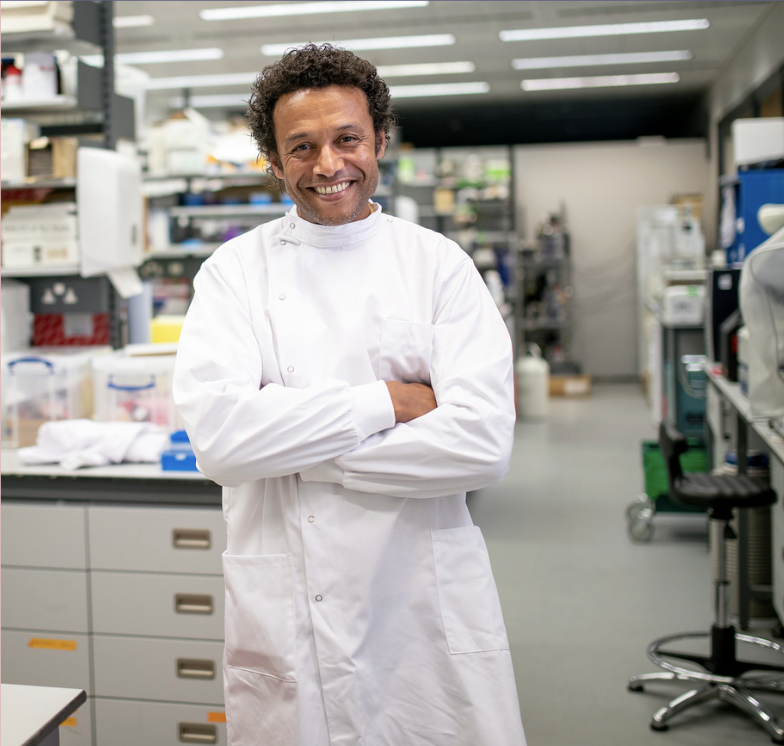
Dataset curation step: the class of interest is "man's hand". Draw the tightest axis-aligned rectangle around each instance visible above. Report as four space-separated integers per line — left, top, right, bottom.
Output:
385 381 437 423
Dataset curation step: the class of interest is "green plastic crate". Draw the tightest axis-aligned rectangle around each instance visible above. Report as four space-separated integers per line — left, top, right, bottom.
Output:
642 439 707 513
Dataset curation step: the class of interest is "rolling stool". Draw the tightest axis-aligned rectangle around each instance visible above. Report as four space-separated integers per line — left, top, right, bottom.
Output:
629 421 784 743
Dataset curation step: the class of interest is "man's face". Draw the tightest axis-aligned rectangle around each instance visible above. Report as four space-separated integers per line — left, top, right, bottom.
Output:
269 85 386 226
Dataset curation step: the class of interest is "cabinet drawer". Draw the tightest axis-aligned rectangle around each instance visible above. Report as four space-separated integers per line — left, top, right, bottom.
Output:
88 505 225 574
1 629 91 692
93 635 224 705
2 567 89 632
95 699 227 746
59 696 94 746
2 502 87 569
92 571 224 640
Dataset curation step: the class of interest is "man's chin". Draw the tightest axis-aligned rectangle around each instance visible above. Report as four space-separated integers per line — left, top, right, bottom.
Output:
298 198 368 226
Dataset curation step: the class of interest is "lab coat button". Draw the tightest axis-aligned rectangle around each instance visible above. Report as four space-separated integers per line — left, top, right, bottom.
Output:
287 365 294 373
280 240 287 245
307 515 315 523
315 595 323 602
290 223 295 229
279 294 286 301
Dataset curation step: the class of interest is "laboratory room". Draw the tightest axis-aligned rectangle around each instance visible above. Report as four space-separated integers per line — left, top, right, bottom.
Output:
4 1 784 745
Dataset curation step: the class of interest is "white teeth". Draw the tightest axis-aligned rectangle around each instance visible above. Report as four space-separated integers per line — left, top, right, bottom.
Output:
314 182 349 195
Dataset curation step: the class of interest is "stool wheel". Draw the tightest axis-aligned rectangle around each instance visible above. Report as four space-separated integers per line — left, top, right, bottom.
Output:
650 722 669 732
628 682 644 692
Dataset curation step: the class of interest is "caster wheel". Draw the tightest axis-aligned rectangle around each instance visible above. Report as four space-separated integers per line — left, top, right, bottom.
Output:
650 722 669 732
629 518 654 543
628 682 644 692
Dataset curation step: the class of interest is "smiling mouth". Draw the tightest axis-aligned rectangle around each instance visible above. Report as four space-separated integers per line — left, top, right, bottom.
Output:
313 181 351 195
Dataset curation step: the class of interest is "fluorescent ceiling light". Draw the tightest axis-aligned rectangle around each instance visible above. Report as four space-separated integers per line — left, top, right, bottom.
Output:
113 15 155 28
261 34 455 56
170 94 248 109
376 61 475 77
521 72 680 91
390 82 489 98
512 50 692 70
145 72 258 91
201 1 428 21
501 19 709 42
82 48 224 66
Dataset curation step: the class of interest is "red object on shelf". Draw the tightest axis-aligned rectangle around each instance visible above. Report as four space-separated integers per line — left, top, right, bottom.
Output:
33 314 111 346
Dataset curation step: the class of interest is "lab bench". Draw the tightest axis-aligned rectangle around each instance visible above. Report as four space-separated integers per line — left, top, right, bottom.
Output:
1 452 227 746
703 366 784 631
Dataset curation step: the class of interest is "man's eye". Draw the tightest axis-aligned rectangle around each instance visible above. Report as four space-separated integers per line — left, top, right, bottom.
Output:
291 143 310 152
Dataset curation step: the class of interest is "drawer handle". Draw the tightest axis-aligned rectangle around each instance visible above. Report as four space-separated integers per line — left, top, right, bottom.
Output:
173 529 211 550
177 658 215 680
175 594 214 615
179 723 217 744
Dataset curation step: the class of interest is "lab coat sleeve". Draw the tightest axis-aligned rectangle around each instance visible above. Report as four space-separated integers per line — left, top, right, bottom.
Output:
173 254 395 487
300 256 516 499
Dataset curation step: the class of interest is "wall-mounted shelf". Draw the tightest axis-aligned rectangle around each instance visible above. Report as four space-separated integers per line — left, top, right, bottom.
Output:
1 177 77 190
168 204 290 218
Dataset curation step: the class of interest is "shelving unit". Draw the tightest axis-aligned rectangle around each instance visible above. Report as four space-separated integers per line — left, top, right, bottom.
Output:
516 216 579 375
392 145 518 341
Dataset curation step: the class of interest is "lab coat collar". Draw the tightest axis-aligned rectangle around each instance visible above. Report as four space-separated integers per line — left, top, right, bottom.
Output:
280 201 383 249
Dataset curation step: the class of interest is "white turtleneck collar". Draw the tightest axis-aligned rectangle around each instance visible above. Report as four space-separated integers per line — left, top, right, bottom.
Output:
278 201 384 249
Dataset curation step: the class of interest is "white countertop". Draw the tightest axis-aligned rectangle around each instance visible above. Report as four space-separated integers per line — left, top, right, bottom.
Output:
1 684 85 746
1 449 209 481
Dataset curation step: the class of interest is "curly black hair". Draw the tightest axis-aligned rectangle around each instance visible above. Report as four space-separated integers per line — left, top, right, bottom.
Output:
247 43 395 168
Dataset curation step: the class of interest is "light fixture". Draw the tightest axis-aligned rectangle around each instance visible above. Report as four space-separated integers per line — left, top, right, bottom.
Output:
145 72 258 91
113 15 155 28
81 48 224 67
512 50 692 70
170 94 248 109
201 1 428 21
501 19 709 42
376 61 475 77
261 34 455 56
390 82 489 98
521 72 680 91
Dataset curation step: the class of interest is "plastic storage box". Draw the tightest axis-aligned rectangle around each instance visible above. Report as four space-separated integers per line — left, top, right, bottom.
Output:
92 347 181 432
91 347 179 430
2 347 109 448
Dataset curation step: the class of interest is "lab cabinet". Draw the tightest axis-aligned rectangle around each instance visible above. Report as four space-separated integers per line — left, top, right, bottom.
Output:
2 567 89 631
1 501 87 568
1 629 92 690
93 636 225 704
91 572 224 639
87 504 225 574
94 699 227 746
1 470 224 746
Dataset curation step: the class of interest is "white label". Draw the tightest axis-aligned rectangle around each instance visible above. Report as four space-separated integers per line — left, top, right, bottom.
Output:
718 274 733 291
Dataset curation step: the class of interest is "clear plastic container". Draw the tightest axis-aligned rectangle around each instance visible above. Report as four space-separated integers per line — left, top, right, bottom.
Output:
2 347 109 448
91 349 181 432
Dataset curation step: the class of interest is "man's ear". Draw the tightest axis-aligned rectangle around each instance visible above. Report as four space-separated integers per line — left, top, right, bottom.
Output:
375 132 387 160
269 152 284 179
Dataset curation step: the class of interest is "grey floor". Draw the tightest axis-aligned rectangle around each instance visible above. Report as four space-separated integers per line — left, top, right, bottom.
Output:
470 383 784 746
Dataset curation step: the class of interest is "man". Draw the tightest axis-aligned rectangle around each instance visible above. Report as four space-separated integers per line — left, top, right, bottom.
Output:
173 43 526 746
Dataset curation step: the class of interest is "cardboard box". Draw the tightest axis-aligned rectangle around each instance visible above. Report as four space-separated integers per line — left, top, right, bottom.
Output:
26 137 79 179
549 374 592 397
0 119 41 181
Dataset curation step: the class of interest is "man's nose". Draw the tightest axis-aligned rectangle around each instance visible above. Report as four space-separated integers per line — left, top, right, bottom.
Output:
314 145 344 176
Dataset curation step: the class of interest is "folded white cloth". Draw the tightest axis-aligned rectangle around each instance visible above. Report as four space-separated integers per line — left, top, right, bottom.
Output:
18 419 169 470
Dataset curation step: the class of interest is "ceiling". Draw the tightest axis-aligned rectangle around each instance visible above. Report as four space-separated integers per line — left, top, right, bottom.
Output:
114 0 776 146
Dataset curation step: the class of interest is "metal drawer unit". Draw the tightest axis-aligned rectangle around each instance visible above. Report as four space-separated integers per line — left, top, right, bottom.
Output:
94 699 227 746
1 502 94 746
93 635 225 704
88 505 225 575
91 572 224 640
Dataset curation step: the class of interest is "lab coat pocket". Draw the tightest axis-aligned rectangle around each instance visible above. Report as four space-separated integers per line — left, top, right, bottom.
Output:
379 318 434 384
222 551 297 681
431 526 510 654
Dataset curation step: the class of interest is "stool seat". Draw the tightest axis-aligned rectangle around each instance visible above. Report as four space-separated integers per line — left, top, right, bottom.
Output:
676 472 777 512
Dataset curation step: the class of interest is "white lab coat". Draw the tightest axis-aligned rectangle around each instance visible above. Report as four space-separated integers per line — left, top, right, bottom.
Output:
173 204 526 746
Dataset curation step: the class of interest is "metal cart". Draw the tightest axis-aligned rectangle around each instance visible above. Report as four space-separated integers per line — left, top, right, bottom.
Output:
626 438 707 542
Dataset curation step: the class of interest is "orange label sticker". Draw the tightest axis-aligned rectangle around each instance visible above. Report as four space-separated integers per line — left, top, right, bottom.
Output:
207 712 227 723
61 718 77 727
28 638 77 651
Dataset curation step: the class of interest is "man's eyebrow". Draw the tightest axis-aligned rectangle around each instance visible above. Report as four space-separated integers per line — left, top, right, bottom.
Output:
282 123 365 147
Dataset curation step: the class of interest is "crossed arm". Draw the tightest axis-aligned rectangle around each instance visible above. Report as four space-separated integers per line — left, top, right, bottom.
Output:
386 381 437 423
